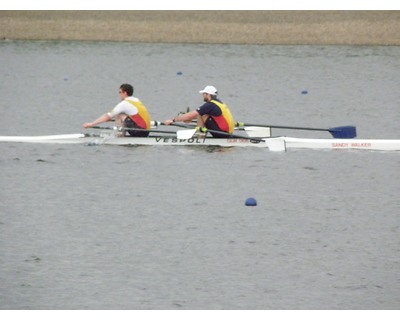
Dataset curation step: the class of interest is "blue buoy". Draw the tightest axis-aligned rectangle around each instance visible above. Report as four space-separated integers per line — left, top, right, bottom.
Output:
301 90 308 94
176 71 183 75
245 197 257 206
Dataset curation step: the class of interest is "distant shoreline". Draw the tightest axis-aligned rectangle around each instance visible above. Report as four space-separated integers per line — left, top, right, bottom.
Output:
1 11 400 45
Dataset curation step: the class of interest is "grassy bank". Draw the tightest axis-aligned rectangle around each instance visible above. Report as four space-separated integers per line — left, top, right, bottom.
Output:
1 11 399 45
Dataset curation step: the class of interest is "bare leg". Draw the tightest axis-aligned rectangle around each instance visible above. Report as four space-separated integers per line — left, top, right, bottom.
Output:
197 115 208 127
115 114 128 137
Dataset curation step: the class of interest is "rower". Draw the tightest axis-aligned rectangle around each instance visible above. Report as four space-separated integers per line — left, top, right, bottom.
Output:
83 83 152 137
163 85 235 138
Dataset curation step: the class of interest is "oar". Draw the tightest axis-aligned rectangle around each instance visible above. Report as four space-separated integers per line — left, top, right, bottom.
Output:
154 121 271 141
155 120 356 138
235 122 357 139
176 126 266 142
175 127 286 151
177 128 199 139
90 125 199 140
152 121 196 128
90 126 176 135
149 122 199 139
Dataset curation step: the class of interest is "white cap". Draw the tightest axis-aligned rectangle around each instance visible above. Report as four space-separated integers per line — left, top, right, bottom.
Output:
199 85 218 96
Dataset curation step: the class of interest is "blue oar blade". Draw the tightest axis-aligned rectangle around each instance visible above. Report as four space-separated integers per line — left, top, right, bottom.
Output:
328 126 357 138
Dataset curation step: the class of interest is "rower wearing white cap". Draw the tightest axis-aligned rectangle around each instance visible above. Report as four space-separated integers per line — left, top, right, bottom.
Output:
164 85 235 137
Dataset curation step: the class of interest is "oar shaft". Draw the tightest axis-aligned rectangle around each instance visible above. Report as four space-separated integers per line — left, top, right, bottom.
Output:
90 126 176 135
237 122 329 132
199 127 266 142
170 122 269 142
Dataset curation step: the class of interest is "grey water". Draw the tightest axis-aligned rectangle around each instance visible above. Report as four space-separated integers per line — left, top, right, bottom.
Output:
0 41 399 310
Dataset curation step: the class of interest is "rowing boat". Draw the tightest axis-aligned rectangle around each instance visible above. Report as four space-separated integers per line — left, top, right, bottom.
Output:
0 134 287 151
1 133 400 151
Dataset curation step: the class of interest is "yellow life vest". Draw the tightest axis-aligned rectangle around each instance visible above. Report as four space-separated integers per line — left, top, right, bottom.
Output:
210 99 235 133
126 98 151 130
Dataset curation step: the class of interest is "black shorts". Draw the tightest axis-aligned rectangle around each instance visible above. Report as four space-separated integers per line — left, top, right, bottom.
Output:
205 117 231 138
123 117 149 137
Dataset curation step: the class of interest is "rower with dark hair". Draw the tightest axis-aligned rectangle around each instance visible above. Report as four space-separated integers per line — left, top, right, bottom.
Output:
83 83 151 137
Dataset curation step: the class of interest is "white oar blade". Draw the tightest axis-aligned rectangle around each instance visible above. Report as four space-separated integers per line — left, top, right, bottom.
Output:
177 129 197 140
265 137 286 152
244 126 271 138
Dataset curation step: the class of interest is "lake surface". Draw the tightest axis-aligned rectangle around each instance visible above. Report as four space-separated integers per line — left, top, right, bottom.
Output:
0 41 399 310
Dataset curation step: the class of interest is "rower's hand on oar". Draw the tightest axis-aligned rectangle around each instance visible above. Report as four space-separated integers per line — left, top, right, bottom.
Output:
163 119 174 126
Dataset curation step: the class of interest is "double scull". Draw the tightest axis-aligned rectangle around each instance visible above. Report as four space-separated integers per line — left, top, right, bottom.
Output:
1 133 400 151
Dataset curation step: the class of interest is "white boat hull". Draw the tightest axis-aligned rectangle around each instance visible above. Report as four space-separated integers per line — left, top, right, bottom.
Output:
1 134 400 151
0 134 286 151
0 134 86 143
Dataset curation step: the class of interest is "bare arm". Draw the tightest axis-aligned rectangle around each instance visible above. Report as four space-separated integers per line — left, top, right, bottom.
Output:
83 113 112 128
164 110 200 125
